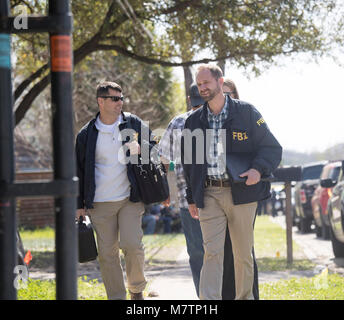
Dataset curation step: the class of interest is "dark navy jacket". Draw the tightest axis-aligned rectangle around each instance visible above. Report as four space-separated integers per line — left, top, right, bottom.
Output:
181 96 282 208
75 111 157 209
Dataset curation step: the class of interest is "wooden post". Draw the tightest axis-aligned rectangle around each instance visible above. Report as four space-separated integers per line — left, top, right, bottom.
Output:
285 181 293 265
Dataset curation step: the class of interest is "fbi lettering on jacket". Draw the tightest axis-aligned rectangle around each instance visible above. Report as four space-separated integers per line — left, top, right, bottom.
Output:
232 131 248 141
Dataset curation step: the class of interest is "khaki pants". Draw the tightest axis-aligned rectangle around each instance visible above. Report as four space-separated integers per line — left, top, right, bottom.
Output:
88 198 146 300
198 186 257 300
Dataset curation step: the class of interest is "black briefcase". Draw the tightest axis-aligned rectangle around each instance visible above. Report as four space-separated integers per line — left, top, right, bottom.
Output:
226 153 274 183
132 159 170 205
78 217 98 263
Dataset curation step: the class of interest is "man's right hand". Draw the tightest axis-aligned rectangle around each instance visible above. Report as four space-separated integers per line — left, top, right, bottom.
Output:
188 204 199 220
76 208 86 221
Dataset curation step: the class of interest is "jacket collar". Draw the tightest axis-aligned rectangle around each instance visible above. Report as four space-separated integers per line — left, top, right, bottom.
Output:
92 111 128 125
121 111 129 123
199 94 237 126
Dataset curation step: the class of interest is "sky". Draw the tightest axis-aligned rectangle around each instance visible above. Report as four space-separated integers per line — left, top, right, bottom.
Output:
176 54 344 154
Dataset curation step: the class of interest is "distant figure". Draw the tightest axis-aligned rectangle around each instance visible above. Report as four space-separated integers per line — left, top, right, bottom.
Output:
220 77 261 299
271 189 278 217
160 205 173 233
142 204 158 235
257 199 268 216
223 78 240 99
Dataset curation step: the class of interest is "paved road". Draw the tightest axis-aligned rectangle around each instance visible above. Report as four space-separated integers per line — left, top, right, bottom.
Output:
145 249 198 300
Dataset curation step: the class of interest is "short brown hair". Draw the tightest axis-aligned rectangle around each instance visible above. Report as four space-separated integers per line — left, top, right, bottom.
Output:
196 64 223 80
96 81 122 97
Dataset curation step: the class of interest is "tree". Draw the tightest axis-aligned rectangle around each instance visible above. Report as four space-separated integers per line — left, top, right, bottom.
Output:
15 50 185 170
11 0 342 125
72 51 185 133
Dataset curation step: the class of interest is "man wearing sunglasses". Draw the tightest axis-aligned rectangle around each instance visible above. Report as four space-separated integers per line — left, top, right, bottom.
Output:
75 81 156 300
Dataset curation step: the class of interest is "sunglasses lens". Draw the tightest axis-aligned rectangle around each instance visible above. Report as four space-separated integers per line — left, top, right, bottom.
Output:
111 96 123 101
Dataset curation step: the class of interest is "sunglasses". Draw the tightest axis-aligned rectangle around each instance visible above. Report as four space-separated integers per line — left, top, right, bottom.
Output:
98 96 124 102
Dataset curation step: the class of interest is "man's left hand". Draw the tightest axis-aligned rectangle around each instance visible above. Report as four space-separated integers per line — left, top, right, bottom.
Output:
239 168 261 186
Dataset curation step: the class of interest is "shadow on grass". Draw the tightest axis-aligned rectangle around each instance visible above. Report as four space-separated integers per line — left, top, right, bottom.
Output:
257 257 316 272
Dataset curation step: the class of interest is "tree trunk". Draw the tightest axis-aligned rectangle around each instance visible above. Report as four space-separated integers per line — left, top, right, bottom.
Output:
218 59 226 76
183 66 193 111
14 34 101 126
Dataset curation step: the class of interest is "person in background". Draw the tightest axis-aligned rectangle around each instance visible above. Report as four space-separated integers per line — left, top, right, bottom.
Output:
221 77 260 300
160 204 173 233
223 78 240 99
142 204 158 235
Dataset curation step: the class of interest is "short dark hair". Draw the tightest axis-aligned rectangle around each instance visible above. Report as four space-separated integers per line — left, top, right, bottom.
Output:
196 64 223 80
96 81 122 98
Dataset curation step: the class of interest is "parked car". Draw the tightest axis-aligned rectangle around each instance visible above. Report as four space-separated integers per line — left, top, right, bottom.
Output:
322 161 344 258
293 161 328 233
311 161 342 239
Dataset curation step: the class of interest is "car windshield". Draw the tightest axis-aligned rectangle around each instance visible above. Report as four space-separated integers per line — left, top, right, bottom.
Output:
302 165 324 180
329 166 341 180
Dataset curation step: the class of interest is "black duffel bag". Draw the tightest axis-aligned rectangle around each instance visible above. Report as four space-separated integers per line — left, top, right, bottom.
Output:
131 159 169 205
78 217 98 263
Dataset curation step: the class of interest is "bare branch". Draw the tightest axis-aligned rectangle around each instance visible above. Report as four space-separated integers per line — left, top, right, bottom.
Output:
96 43 232 66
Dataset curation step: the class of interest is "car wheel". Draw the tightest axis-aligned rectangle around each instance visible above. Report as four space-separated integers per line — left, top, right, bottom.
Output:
329 224 344 258
313 205 322 238
322 225 330 240
319 210 330 240
315 224 322 238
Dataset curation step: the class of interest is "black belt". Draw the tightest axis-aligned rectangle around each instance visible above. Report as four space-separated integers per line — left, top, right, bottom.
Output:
205 179 231 188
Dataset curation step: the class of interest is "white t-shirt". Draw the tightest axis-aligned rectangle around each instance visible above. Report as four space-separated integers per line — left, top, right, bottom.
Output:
93 115 130 202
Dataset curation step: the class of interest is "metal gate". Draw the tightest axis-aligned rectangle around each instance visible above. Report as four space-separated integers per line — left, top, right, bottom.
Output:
0 0 78 300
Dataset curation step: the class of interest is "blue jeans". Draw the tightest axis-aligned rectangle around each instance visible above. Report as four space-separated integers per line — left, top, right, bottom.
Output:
180 207 204 297
142 215 156 235
162 216 172 233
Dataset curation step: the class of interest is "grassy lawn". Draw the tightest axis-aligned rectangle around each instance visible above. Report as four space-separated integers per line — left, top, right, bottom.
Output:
143 233 186 266
255 216 344 299
19 228 186 300
254 216 315 272
17 277 108 300
260 273 344 300
18 215 344 300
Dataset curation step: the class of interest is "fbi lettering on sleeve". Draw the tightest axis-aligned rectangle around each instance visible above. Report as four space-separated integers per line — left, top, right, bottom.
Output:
50 35 72 72
256 117 265 126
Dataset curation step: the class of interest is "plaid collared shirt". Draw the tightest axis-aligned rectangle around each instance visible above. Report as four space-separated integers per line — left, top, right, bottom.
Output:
159 111 192 209
207 95 230 180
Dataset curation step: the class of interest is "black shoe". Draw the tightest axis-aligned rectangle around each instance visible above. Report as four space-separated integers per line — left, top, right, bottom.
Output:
130 291 144 300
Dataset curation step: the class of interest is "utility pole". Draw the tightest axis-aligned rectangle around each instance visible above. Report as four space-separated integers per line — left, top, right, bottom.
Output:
0 0 78 300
